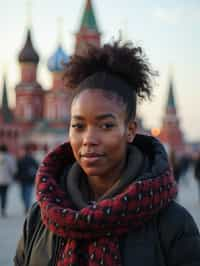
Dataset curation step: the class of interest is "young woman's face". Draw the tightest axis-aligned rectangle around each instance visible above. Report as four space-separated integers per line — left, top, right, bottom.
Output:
69 89 136 179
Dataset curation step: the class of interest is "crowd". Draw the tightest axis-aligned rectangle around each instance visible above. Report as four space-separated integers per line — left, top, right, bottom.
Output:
0 144 38 217
1 143 200 218
168 149 200 203
1 142 200 219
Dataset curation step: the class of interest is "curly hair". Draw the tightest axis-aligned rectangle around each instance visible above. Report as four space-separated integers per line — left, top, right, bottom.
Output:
63 40 157 120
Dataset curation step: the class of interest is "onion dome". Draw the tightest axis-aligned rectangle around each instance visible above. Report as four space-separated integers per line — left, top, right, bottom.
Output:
47 45 69 72
18 29 39 64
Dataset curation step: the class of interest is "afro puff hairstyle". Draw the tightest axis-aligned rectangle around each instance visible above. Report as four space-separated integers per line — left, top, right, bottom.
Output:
63 40 157 120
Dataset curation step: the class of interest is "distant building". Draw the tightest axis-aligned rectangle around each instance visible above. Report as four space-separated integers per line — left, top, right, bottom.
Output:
75 0 101 55
158 77 185 155
0 0 185 155
0 0 101 154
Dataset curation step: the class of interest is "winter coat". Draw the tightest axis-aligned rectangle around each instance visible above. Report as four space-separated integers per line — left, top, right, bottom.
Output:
14 135 200 266
0 151 17 185
14 200 200 266
194 158 200 181
15 155 39 184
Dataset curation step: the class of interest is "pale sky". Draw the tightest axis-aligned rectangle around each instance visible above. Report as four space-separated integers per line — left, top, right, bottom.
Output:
0 0 200 141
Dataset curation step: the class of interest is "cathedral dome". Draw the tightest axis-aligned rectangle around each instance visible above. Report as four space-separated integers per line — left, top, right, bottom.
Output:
47 45 69 72
18 29 39 64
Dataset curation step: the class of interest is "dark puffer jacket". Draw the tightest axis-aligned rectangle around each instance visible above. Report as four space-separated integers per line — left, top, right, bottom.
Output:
14 135 200 266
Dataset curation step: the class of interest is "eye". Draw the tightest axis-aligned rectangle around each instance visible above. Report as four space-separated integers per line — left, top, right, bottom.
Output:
71 123 85 130
101 123 115 129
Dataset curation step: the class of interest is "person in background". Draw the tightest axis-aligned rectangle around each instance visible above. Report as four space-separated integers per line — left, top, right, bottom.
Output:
169 150 182 184
14 41 200 266
0 144 17 217
15 144 39 214
194 151 200 202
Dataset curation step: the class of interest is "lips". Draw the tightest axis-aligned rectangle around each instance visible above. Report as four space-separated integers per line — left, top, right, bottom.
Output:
81 152 104 158
80 152 104 164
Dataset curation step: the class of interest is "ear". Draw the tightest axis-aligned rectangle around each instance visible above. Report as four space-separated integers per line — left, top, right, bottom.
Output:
126 120 137 143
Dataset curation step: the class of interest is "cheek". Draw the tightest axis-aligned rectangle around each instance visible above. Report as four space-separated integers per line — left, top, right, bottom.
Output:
69 133 81 157
104 130 127 152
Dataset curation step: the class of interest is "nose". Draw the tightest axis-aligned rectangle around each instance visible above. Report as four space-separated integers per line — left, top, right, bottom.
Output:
82 127 99 146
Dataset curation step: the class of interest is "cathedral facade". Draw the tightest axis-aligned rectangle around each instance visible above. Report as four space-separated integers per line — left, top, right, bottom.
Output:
0 0 101 155
0 0 185 156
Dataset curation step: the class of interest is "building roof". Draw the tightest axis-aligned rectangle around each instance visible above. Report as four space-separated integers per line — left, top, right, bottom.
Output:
79 0 99 32
18 29 39 64
1 76 13 123
47 45 69 72
166 78 176 110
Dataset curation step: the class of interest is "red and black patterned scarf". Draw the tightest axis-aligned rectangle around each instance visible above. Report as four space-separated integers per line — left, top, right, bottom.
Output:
36 142 177 266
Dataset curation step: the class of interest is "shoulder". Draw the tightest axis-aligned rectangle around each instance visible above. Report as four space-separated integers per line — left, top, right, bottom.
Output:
159 201 199 233
157 201 200 264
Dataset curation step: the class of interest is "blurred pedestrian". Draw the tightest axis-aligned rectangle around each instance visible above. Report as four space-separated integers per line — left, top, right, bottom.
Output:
169 150 182 184
15 144 39 214
194 152 200 202
0 144 17 217
179 154 191 176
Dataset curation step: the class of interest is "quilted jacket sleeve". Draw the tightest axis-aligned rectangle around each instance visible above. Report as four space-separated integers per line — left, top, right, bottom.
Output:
13 203 40 266
158 201 200 266
13 217 27 266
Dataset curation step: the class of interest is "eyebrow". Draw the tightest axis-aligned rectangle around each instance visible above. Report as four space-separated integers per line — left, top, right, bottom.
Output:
71 113 116 121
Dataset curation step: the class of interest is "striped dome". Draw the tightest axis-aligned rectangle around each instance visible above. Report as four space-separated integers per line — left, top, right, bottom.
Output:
47 45 69 72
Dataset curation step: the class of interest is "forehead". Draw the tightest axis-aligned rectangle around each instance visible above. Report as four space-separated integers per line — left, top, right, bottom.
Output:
71 89 126 117
71 89 126 121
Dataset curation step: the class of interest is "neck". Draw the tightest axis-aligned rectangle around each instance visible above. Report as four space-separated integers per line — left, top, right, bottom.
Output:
87 159 126 201
87 176 119 200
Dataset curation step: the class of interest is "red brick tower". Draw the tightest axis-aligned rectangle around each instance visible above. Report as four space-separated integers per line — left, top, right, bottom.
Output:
75 0 101 55
15 28 44 128
159 77 185 155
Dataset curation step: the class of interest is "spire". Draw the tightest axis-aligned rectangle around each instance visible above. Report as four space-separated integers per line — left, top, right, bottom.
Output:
57 17 63 45
47 17 69 73
166 77 176 111
18 28 39 64
26 0 32 28
2 76 9 109
80 0 99 32
1 76 13 123
18 1 39 63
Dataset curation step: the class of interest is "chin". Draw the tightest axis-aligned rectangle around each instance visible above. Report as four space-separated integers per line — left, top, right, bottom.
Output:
82 167 104 177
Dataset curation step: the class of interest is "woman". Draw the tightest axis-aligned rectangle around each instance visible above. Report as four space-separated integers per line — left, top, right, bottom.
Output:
14 41 200 266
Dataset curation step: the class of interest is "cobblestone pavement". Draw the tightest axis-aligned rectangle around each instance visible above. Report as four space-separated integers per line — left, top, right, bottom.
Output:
0 168 199 266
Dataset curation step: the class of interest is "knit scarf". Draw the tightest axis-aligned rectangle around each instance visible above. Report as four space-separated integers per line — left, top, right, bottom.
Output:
36 142 177 266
